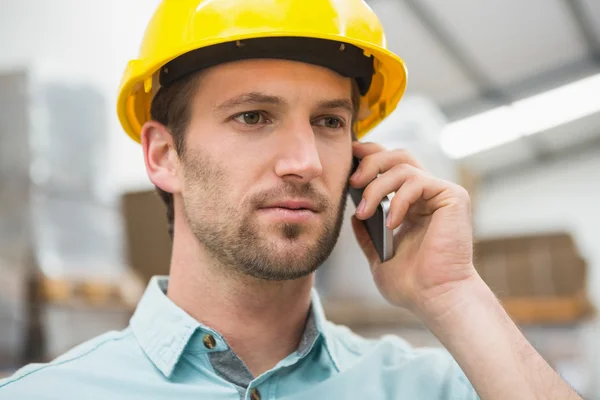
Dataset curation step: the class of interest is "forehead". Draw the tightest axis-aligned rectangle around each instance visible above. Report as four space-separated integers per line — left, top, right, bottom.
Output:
194 59 353 102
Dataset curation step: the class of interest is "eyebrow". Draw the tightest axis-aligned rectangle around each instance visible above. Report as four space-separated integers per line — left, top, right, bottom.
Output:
214 92 354 115
316 98 355 116
215 92 287 111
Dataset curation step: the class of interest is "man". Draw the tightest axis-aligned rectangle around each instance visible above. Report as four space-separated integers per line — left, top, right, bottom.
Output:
0 1 582 399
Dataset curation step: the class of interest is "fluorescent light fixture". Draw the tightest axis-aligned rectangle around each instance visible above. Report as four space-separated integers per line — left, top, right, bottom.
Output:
439 106 522 158
440 73 600 159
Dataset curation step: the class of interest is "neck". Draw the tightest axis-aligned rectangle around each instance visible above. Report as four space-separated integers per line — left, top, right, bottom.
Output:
167 217 314 377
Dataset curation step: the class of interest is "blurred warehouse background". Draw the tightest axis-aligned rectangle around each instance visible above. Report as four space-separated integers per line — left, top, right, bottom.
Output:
1 0 600 397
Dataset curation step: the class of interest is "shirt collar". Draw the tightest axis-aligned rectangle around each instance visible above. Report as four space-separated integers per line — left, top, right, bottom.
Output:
309 285 341 370
130 276 340 378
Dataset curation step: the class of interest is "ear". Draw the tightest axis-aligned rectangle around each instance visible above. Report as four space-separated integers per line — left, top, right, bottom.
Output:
141 121 183 194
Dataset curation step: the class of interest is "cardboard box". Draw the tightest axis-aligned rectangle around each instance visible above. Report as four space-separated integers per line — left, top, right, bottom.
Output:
121 190 172 285
474 232 593 324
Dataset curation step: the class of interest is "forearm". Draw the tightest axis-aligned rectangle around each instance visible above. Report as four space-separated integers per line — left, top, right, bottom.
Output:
417 273 582 400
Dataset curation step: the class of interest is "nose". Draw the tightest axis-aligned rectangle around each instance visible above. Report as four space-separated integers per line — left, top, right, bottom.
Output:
274 120 323 184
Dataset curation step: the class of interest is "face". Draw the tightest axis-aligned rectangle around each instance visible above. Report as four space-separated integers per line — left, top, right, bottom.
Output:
179 59 354 280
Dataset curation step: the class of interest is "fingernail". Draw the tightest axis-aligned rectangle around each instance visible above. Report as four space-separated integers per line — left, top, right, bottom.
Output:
356 199 366 214
352 168 361 181
386 211 393 227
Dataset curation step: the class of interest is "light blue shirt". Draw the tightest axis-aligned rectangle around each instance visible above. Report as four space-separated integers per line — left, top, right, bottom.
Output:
0 276 478 399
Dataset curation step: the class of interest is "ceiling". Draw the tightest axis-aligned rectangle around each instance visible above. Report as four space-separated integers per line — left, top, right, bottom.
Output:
368 0 600 119
367 0 600 176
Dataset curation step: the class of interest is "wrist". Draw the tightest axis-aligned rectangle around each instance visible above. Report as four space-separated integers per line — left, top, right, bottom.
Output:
413 270 493 327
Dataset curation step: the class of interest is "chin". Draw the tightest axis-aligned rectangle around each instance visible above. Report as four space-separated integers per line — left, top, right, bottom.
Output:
258 252 322 281
268 220 321 239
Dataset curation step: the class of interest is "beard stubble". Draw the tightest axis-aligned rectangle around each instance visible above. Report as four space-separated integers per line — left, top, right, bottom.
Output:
180 150 350 281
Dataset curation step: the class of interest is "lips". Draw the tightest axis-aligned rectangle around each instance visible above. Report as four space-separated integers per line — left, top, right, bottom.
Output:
260 199 318 212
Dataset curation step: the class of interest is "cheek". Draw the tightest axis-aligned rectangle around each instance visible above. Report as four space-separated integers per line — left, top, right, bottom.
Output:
178 147 231 207
321 161 351 202
220 142 275 202
319 145 352 194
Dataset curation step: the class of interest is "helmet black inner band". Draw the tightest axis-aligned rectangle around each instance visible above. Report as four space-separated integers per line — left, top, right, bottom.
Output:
159 36 375 96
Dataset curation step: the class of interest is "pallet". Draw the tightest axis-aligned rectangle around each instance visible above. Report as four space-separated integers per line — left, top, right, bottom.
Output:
323 293 595 330
35 271 144 310
502 293 594 325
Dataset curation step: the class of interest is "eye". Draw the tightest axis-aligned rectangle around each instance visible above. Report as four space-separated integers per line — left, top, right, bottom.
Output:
234 111 266 125
315 116 344 129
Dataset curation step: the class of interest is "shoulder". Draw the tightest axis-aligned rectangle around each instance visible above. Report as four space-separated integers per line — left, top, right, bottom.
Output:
324 322 477 398
0 328 148 397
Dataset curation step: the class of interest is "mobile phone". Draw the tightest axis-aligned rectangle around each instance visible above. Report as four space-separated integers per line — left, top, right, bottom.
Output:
348 157 394 262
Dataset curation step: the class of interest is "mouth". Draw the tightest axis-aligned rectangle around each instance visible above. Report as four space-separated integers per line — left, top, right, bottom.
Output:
260 199 319 212
258 199 320 223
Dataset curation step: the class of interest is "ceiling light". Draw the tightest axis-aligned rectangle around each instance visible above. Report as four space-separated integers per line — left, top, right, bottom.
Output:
440 73 600 159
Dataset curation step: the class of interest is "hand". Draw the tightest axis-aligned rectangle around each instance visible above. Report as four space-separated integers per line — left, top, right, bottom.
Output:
350 142 477 317
350 143 583 400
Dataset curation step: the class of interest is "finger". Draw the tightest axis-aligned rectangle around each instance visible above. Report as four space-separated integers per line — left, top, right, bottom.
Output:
356 164 447 221
387 179 470 229
350 148 426 189
351 141 386 159
350 216 380 267
387 178 425 229
352 142 424 170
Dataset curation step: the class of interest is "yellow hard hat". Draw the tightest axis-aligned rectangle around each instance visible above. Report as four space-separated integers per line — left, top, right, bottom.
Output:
117 0 407 143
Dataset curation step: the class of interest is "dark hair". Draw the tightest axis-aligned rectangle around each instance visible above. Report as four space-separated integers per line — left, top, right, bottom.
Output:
149 71 361 239
150 72 203 238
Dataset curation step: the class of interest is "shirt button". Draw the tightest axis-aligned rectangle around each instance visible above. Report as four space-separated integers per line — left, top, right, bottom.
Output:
202 334 216 350
250 388 261 400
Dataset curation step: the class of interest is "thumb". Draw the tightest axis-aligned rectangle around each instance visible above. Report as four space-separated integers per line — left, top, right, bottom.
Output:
351 216 380 267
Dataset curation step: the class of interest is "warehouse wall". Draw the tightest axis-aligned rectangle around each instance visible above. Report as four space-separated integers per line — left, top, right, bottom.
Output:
475 144 600 307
